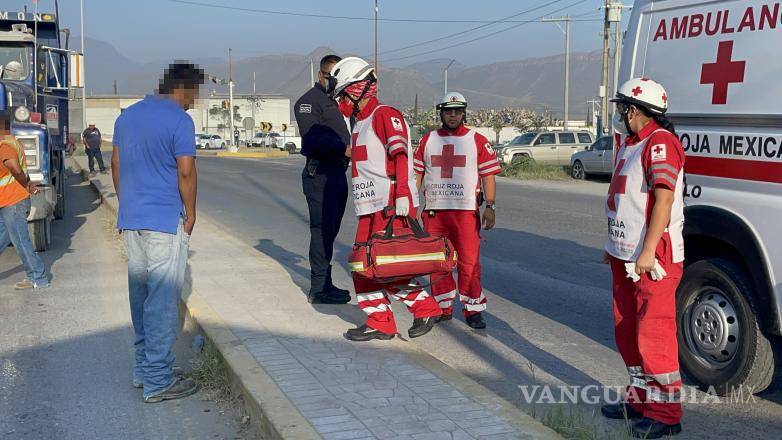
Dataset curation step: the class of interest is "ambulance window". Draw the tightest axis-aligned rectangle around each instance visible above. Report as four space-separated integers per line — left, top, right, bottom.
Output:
534 133 556 145
578 133 593 143
558 133 576 144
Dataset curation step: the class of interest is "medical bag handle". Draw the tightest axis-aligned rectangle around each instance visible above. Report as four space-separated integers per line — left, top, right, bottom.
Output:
381 214 429 240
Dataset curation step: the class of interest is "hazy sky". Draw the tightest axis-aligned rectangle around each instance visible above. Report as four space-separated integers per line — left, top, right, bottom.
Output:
43 0 615 66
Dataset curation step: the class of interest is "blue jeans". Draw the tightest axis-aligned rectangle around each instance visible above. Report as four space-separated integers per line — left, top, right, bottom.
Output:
0 198 48 285
124 220 189 398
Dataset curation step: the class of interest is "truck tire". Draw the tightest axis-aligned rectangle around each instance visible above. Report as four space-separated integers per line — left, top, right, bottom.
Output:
29 218 51 252
677 258 776 395
54 158 66 220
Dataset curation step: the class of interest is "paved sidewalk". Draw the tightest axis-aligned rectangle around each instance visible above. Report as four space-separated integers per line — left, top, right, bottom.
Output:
0 166 251 439
75 156 561 440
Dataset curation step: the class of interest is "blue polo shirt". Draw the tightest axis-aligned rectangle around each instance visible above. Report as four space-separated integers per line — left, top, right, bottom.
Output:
114 95 196 234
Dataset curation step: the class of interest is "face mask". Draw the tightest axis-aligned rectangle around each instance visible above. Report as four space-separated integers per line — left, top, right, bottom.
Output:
611 112 628 137
338 98 354 118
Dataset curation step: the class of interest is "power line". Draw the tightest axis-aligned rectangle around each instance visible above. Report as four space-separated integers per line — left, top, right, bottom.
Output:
168 0 592 24
383 0 589 63
374 0 565 57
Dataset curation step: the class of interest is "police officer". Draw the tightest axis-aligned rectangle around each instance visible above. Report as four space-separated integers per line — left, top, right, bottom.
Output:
295 54 352 304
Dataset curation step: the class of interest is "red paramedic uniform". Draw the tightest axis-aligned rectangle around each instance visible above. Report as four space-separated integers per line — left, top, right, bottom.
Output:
605 120 685 425
351 97 441 335
414 125 501 317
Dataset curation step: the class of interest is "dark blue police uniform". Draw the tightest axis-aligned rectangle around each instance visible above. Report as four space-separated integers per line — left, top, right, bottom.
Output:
295 82 351 303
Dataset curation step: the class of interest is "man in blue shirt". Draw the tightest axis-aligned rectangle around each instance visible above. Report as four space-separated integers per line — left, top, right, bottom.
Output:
112 62 203 403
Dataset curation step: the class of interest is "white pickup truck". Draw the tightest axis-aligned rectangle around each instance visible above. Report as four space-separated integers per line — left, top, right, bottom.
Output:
249 131 301 153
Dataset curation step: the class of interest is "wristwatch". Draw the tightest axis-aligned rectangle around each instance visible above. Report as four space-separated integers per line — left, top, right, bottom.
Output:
485 203 496 211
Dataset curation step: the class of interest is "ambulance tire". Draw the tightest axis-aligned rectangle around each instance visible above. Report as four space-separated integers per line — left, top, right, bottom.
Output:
677 258 776 395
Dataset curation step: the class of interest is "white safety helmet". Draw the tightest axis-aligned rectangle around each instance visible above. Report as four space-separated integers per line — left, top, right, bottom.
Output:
328 57 375 97
436 92 467 111
611 77 668 115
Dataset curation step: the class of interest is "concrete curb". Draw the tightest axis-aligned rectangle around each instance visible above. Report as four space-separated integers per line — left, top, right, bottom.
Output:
67 157 318 440
215 151 290 159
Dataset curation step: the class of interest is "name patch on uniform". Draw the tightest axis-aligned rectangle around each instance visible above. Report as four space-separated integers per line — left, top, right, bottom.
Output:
391 117 403 131
650 143 667 162
299 104 312 114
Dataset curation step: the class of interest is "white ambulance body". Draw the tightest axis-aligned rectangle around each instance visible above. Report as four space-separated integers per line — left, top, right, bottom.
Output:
622 0 781 393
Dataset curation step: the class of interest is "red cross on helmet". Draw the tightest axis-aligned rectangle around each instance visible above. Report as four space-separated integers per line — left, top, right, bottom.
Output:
611 77 669 115
436 92 467 110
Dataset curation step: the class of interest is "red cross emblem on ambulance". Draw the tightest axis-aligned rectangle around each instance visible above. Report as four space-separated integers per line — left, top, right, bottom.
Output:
700 40 746 105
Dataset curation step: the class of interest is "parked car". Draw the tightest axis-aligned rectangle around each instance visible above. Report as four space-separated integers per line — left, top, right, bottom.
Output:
570 136 614 179
499 131 595 165
248 132 266 148
197 134 225 150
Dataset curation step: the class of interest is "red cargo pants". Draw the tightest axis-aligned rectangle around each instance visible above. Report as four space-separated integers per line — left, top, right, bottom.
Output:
422 210 486 317
609 235 683 425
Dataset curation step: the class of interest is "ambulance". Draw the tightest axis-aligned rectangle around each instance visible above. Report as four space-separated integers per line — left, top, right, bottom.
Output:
620 0 781 394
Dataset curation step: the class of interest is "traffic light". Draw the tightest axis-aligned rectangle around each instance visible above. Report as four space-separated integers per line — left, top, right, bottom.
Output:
282 123 287 132
221 100 228 109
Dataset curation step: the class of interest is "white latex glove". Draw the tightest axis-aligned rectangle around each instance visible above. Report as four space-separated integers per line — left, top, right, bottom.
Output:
650 261 668 281
395 197 410 216
625 260 667 283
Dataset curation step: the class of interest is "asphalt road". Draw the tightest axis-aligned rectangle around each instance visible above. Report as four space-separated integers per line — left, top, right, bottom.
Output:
196 155 782 439
0 174 252 440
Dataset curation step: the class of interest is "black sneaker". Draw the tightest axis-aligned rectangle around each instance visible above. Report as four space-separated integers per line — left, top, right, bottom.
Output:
601 403 643 420
133 366 185 389
143 377 198 403
466 313 486 329
309 290 350 304
344 324 395 341
631 417 682 439
436 311 453 323
408 316 438 338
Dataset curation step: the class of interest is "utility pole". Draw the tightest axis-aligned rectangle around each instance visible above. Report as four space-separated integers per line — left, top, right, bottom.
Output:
310 58 314 86
374 0 379 93
113 79 117 95
251 72 256 130
443 59 455 96
610 3 629 122
228 48 236 151
80 0 86 131
542 15 571 130
600 0 611 134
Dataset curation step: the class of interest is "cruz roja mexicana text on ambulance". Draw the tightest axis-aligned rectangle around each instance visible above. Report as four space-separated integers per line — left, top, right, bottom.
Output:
680 132 782 159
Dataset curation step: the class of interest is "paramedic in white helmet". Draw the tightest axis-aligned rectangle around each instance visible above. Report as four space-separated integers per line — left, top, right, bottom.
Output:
414 92 500 329
602 77 685 439
331 57 441 342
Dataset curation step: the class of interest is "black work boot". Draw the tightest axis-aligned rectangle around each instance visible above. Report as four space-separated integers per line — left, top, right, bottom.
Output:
344 324 395 342
309 290 350 304
465 312 486 329
325 285 351 302
408 316 438 338
436 310 453 323
630 417 682 439
601 403 643 420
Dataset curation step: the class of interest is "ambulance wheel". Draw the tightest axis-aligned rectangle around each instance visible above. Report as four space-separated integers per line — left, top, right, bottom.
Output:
30 219 52 252
571 160 586 180
677 258 775 395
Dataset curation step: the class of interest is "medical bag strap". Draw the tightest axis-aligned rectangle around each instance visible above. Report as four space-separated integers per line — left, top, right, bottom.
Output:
381 215 429 239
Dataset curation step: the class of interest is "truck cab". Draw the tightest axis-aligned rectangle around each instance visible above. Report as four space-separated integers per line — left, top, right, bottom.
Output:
0 12 83 250
621 0 781 394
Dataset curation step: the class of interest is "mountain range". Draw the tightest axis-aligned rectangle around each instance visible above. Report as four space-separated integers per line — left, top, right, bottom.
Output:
81 38 602 118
